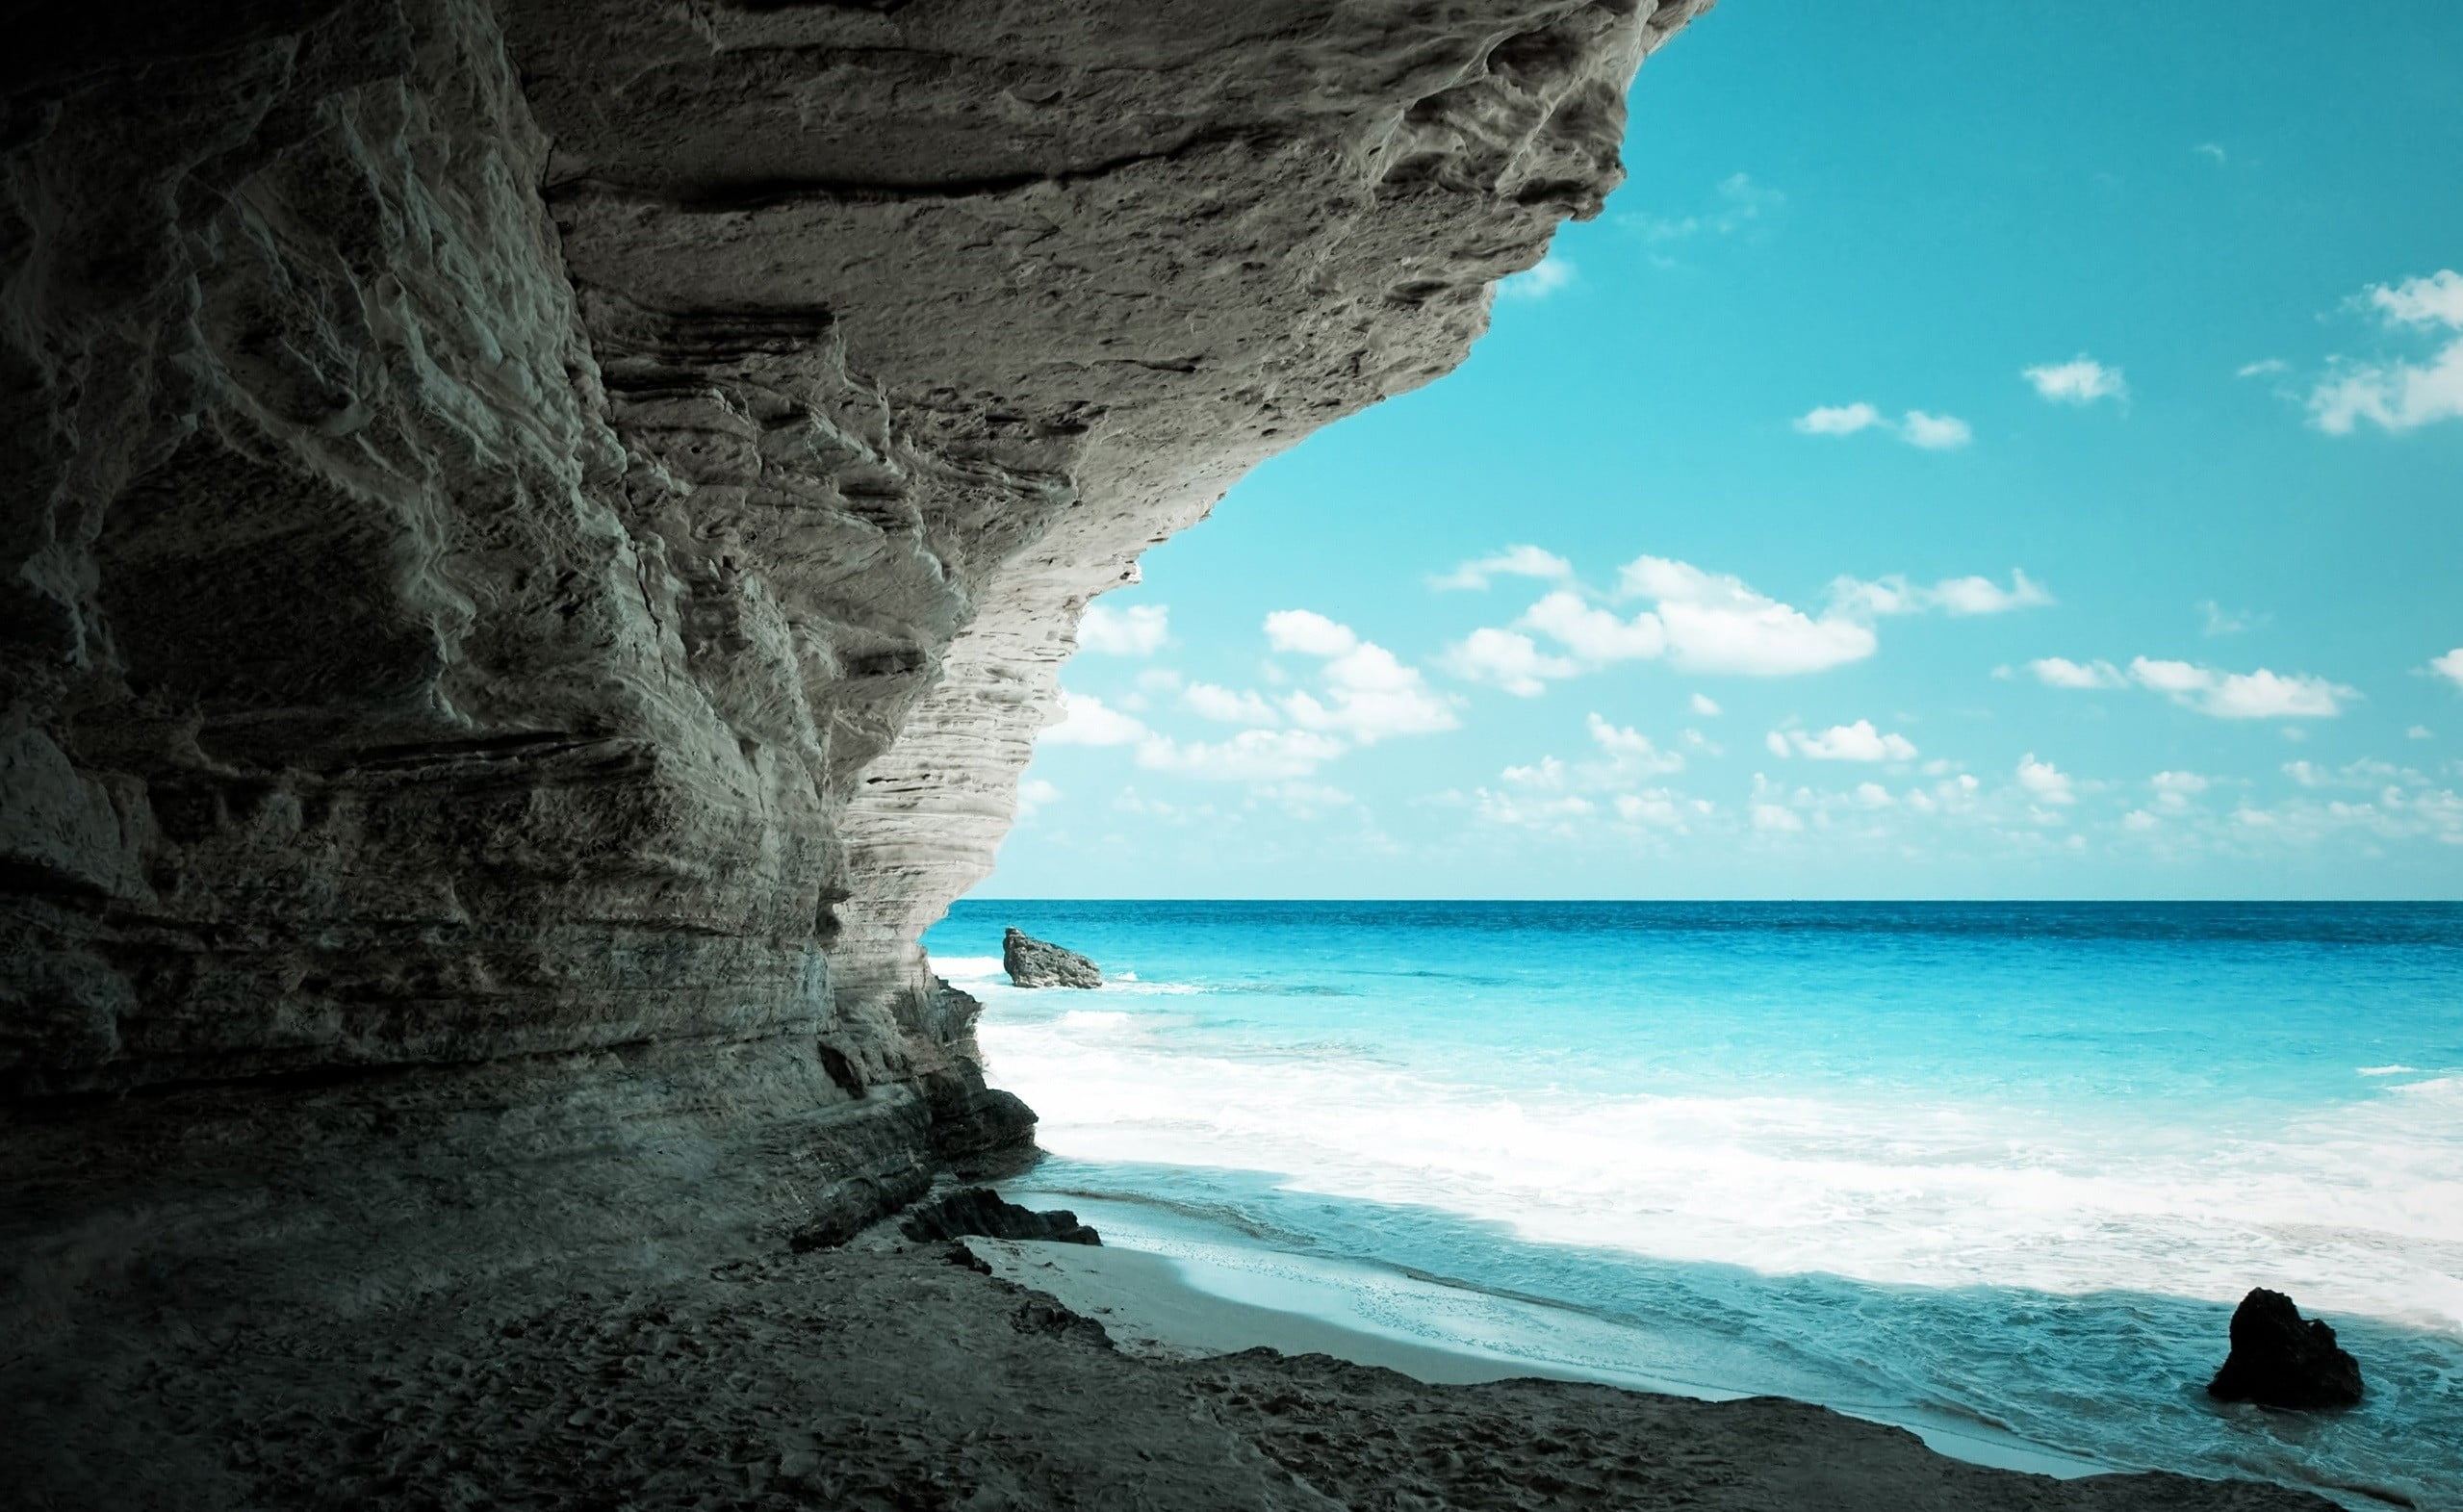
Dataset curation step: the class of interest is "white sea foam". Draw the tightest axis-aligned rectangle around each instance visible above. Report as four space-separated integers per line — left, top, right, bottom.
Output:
2359 1064 2421 1076
979 1003 2463 1336
933 954 1006 982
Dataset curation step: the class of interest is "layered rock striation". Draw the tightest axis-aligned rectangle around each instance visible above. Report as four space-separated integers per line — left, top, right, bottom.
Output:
1004 927 1102 988
1 0 1704 1306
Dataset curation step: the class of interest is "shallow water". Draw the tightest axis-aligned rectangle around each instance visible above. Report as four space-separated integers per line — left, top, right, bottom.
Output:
926 900 2463 1508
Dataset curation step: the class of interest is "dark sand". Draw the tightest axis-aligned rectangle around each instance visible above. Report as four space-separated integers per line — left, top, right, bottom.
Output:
6 1232 2336 1510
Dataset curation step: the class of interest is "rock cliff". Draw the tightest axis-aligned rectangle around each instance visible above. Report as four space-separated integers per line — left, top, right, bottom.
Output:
1 0 1702 1296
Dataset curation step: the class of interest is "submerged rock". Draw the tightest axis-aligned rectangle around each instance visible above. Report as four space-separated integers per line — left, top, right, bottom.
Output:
1004 929 1103 989
902 1187 1100 1246
2208 1288 2364 1408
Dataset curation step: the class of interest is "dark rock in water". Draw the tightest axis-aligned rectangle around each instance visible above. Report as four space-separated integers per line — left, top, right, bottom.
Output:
1005 928 1103 989
902 1187 1100 1246
2208 1288 2364 1408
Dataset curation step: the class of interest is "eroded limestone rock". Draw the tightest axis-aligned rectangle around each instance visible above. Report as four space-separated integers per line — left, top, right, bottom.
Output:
1 0 1706 1280
1005 928 1103 989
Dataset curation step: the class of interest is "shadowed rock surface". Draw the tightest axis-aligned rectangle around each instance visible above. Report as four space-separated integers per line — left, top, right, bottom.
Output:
901 1186 1101 1246
1004 927 1103 988
4 0 1696 1316
2208 1289 2366 1410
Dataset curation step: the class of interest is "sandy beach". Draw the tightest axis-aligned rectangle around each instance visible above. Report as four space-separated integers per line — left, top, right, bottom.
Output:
9 1192 2342 1510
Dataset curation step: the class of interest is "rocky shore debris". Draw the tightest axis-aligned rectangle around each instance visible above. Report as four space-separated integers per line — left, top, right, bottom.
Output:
902 1187 1100 1246
1004 928 1103 988
2208 1288 2364 1408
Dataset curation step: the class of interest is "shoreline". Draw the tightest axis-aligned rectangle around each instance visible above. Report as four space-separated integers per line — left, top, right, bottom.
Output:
965 1227 2120 1484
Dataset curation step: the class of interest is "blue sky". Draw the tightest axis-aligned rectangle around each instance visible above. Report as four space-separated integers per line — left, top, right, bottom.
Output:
981 2 2463 900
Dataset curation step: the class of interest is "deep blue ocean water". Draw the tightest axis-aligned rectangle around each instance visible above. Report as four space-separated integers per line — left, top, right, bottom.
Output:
925 901 2463 1508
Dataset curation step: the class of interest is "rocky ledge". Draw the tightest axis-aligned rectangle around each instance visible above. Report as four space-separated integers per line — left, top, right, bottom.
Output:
0 3 1724 1506
2 2 1715 1493
3 0 1704 1273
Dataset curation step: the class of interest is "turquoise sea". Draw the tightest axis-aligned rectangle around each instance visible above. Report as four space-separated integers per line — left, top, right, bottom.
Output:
925 901 2463 1509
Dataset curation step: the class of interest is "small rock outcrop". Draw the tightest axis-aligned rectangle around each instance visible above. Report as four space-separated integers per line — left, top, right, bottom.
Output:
1005 929 1103 989
2208 1289 2364 1408
902 1187 1101 1246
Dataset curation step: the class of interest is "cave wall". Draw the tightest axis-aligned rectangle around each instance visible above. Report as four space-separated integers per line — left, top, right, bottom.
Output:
1 0 1700 1270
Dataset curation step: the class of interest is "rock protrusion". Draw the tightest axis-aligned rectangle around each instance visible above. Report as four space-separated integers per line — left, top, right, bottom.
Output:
1004 929 1102 989
2208 1289 2364 1408
901 1187 1100 1246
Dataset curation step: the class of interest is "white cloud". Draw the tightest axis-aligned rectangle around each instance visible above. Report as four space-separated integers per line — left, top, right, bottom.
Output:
1690 693 1723 717
1042 692 1148 746
1586 713 1685 777
2200 601 2267 636
1931 571 2052 614
1263 609 1358 658
1620 556 1876 676
1077 602 1168 655
1136 728 1347 782
1752 801 1806 833
1795 402 1884 437
2027 656 2127 689
1519 590 1666 663
1899 411 1973 449
2310 345 2463 434
1273 618 1458 743
2309 270 2463 435
1502 756 1567 789
1016 778 1061 817
2429 647 2463 689
1771 720 1917 762
2236 359 2288 379
2016 754 2075 804
2407 725 2432 740
1182 682 1280 725
2371 269 2463 329
1794 403 1971 449
1438 628 1577 698
1499 251 1576 300
1428 545 1576 593
2152 770 2210 811
2127 656 2356 719
2023 355 2129 405
1839 570 2052 618
2194 142 2227 165
1447 556 2046 696
1475 787 1599 829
